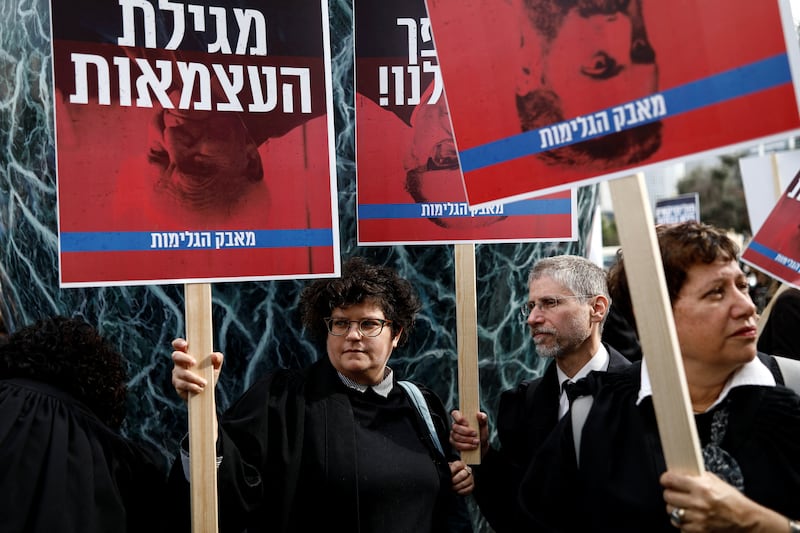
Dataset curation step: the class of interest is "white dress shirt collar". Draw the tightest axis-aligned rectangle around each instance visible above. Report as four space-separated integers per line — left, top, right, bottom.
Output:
338 367 394 397
636 356 775 411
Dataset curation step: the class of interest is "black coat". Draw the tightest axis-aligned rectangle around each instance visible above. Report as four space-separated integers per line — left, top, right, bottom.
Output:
0 378 168 533
758 288 800 360
169 356 471 533
473 345 631 532
519 360 800 532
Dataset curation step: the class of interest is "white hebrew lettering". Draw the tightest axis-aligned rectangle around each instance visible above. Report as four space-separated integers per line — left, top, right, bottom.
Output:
118 1 267 56
207 6 232 54
406 65 421 105
70 53 111 105
280 67 312 113
233 8 267 56
118 0 157 48
248 65 278 112
397 18 418 65
134 58 174 107
212 63 245 112
159 0 185 49
176 61 213 110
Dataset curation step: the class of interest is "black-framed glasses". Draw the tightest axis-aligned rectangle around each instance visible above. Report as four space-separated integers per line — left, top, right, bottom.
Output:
324 317 393 337
520 295 593 317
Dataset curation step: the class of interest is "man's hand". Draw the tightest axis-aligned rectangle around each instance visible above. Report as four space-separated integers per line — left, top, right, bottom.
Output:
450 409 490 459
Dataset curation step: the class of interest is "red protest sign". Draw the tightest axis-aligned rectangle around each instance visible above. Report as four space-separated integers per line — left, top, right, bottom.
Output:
742 170 800 288
425 0 800 207
354 0 576 244
52 0 340 287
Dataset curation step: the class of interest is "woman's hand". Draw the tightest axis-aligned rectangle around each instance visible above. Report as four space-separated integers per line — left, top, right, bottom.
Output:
171 337 224 402
661 470 791 532
449 460 474 496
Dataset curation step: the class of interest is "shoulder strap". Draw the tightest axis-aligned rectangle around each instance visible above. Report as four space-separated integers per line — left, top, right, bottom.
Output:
398 381 445 455
774 355 800 394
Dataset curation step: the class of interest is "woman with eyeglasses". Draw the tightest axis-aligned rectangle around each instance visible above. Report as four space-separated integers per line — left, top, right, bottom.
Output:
169 256 474 533
519 221 800 532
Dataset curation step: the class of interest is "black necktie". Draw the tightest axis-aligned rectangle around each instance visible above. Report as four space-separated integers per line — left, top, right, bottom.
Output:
562 379 592 404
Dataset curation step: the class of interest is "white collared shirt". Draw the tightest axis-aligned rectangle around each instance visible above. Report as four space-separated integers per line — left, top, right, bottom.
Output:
337 367 394 397
636 356 776 411
556 344 610 419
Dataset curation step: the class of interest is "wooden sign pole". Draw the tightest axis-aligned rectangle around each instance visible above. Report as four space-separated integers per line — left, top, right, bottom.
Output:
608 174 704 475
769 152 784 199
184 283 219 532
454 243 481 465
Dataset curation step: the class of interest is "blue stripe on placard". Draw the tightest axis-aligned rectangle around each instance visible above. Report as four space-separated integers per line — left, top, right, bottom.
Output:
748 241 800 274
747 241 778 259
459 54 792 172
60 229 334 253
358 198 571 220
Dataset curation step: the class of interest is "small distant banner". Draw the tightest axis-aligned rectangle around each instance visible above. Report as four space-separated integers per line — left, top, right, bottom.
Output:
742 170 800 289
425 0 800 207
654 193 699 225
51 0 339 287
353 0 576 245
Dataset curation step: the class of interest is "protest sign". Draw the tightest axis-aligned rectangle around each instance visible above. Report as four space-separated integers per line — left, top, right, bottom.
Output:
426 0 800 208
742 169 800 289
354 0 576 244
52 0 339 287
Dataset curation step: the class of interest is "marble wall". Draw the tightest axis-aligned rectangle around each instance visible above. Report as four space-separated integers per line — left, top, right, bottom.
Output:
0 0 595 530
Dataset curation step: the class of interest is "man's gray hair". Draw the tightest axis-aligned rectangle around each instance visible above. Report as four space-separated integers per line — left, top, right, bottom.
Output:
529 255 611 327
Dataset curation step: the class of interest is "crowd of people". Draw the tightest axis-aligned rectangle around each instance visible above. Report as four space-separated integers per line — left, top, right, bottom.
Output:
3 220 800 532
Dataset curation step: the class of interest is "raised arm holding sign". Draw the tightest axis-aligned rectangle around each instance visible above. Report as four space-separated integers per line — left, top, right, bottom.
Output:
169 258 475 532
450 252 628 532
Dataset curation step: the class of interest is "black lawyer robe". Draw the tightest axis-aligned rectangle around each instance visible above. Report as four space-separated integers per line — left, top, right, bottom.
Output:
519 361 800 533
168 356 471 533
0 378 169 533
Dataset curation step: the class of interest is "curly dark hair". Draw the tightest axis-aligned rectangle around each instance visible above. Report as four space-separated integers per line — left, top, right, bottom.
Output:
299 257 422 346
607 221 740 331
0 316 128 428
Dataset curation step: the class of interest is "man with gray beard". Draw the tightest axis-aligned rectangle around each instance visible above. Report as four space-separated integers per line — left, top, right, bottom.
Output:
450 255 630 532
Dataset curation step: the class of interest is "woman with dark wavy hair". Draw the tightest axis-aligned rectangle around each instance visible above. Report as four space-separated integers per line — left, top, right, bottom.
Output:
169 257 474 533
0 315 167 533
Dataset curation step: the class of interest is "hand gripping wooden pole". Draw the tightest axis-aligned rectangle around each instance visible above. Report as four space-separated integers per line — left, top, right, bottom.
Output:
184 283 219 533
608 174 704 475
455 243 481 465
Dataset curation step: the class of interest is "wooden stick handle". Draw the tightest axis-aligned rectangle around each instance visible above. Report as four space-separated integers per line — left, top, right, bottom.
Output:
184 283 219 533
455 243 481 465
608 174 704 475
